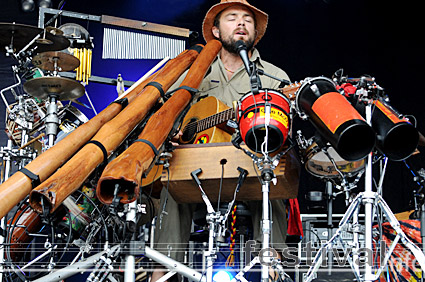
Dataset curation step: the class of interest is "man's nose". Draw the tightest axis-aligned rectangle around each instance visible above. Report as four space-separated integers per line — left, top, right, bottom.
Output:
237 17 246 26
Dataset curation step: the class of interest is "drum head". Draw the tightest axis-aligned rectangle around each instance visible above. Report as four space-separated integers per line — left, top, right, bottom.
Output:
304 142 365 178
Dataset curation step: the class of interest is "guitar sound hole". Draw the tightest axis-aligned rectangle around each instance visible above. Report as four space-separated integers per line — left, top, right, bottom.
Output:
181 118 198 143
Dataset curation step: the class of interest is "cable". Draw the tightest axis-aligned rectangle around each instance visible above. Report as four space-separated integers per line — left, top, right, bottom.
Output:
217 160 226 211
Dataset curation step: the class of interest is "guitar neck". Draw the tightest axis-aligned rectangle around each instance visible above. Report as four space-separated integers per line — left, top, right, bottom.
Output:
196 108 235 132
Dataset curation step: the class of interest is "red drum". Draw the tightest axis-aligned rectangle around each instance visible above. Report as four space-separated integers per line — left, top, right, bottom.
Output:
295 77 375 161
237 89 291 153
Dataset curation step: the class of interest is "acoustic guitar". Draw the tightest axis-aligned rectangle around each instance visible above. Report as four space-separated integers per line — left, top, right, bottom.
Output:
141 96 232 188
142 83 301 188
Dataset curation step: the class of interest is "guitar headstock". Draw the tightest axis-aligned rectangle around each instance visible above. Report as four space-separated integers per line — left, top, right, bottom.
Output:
278 82 302 101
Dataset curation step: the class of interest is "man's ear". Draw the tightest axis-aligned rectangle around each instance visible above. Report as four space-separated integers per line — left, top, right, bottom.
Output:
212 26 220 39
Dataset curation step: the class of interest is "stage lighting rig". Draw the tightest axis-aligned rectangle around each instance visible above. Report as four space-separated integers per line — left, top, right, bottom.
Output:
20 0 52 12
20 0 35 12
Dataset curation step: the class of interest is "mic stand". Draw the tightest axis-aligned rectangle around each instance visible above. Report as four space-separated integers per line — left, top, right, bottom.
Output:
248 62 261 95
257 69 290 87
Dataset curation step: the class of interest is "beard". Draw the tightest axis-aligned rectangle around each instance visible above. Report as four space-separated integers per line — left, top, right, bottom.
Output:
219 33 255 54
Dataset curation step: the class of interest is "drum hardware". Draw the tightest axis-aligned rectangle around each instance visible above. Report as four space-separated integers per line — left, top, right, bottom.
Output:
231 130 295 281
303 84 425 282
0 139 37 180
189 167 248 282
404 162 425 256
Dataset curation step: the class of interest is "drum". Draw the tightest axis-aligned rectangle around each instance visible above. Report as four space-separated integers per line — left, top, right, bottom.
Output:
295 77 375 161
355 98 419 161
301 139 365 178
237 89 291 153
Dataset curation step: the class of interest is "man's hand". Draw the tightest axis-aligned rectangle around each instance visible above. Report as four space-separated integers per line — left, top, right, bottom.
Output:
170 130 183 146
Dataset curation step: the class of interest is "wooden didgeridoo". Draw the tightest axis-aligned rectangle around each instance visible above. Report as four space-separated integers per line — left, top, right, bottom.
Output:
0 65 154 220
96 40 222 204
28 46 203 214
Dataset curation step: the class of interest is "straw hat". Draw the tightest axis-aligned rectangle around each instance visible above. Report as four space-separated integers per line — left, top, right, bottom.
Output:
202 0 268 46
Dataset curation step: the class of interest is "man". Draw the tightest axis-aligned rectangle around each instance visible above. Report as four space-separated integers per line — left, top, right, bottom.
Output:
152 1 291 281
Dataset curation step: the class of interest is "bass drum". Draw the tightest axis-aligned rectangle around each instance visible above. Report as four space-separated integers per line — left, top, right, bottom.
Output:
301 138 365 178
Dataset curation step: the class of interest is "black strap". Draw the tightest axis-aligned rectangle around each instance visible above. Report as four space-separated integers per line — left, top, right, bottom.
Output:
134 139 159 157
188 44 203 54
19 168 41 188
146 81 165 98
87 140 108 165
164 85 199 99
110 97 129 109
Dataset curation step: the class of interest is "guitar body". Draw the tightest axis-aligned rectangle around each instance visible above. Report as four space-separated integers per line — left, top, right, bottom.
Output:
180 96 232 144
142 96 232 189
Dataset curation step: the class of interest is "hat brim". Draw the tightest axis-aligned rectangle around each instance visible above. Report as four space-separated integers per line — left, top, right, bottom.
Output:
202 1 268 46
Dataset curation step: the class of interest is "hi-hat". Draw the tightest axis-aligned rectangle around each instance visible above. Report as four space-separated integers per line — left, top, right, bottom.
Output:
23 76 85 101
0 23 70 53
32 51 80 72
45 26 64 36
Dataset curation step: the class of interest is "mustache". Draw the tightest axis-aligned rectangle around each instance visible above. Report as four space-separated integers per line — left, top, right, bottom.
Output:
233 28 249 35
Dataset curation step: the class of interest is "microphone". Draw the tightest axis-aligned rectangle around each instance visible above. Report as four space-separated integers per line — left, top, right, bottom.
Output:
235 40 252 76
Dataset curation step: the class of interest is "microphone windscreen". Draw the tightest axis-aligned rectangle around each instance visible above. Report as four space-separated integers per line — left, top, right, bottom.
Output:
235 40 247 52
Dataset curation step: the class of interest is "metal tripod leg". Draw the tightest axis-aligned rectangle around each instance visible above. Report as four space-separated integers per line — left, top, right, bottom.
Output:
305 191 425 282
304 193 364 282
375 193 425 271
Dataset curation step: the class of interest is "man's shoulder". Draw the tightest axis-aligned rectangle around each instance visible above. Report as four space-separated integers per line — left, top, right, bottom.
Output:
260 59 289 79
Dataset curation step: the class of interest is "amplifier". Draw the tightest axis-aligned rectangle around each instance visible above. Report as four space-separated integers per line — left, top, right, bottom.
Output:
291 214 366 282
298 214 365 261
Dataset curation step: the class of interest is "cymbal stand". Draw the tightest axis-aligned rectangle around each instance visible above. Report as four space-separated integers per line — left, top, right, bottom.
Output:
45 94 59 148
303 100 425 282
0 67 21 112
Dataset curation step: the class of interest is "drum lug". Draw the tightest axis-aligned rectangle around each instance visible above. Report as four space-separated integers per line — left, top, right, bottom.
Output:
295 130 308 150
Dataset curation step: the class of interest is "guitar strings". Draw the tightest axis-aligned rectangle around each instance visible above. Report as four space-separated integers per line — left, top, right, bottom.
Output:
182 108 234 133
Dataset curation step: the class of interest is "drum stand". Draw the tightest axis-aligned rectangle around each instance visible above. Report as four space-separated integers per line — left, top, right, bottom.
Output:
303 102 425 282
230 142 294 282
45 93 60 148
189 167 247 282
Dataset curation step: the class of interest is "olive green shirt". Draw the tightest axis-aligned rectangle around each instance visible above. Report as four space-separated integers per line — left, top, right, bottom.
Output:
173 48 290 107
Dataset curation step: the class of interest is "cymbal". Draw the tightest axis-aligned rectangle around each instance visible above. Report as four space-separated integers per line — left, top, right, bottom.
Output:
23 76 85 101
45 26 64 36
32 51 80 72
0 23 70 53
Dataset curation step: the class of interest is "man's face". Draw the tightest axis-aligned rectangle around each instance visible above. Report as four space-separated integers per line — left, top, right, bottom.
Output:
212 5 256 54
